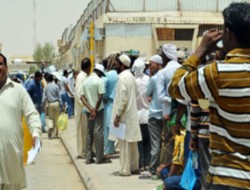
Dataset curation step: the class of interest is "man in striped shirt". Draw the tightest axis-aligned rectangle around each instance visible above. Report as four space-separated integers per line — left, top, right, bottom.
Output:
168 2 250 190
190 100 210 189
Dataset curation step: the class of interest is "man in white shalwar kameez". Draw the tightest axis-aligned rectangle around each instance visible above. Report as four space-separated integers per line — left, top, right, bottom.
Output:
111 54 142 176
0 53 41 190
74 58 90 158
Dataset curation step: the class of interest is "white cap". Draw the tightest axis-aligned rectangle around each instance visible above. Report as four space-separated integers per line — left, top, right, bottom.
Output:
118 54 131 67
217 40 223 48
162 44 177 61
94 63 106 76
149 55 163 65
132 58 145 76
177 50 186 63
177 50 185 59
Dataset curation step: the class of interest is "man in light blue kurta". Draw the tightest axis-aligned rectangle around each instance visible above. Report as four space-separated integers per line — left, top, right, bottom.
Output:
103 53 119 156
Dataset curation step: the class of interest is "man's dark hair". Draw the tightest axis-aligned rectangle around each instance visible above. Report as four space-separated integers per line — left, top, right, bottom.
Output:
63 69 68 76
47 74 54 82
0 53 7 67
81 58 91 70
223 2 250 47
34 71 42 78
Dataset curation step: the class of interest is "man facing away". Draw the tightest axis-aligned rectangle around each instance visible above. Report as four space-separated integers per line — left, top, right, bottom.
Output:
112 54 142 176
132 58 150 172
81 63 110 164
42 74 61 139
26 71 43 114
74 58 89 159
59 69 74 118
157 44 181 164
103 53 120 157
0 53 41 190
168 2 250 189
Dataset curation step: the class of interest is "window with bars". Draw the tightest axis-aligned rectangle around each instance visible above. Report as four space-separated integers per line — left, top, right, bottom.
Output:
198 24 223 36
156 28 194 41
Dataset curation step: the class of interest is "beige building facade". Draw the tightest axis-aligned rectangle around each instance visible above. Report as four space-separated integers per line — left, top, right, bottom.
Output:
58 0 249 69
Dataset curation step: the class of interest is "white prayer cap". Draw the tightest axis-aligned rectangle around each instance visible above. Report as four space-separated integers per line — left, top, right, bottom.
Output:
132 58 145 76
149 55 163 65
217 40 223 48
162 44 177 61
118 54 131 67
94 63 106 76
177 50 186 63
177 50 185 59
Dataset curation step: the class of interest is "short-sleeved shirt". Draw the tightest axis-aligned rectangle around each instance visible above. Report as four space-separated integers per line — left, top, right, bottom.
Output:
81 72 105 112
59 76 68 95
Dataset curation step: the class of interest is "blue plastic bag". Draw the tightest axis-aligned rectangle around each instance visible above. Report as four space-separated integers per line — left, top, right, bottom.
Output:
180 151 200 190
40 112 46 132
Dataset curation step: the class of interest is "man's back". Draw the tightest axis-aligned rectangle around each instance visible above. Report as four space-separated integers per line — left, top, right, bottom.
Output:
112 69 141 142
26 79 43 106
75 71 87 105
82 72 104 112
169 49 250 189
59 76 68 95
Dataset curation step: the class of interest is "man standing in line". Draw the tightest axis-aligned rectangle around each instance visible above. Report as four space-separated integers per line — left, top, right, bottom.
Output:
60 70 74 118
75 58 89 159
157 44 181 164
68 70 78 116
132 58 150 172
0 53 41 190
81 63 110 164
146 55 164 176
112 54 142 176
168 2 250 189
103 53 120 157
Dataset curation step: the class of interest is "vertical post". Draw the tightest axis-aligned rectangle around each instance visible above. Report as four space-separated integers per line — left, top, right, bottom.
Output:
89 21 95 71
33 0 37 49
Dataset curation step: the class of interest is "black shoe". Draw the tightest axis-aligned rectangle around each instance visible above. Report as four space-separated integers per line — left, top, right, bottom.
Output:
48 131 52 139
76 155 86 159
85 158 95 164
96 158 112 164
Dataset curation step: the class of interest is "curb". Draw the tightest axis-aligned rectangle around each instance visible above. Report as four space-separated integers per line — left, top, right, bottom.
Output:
60 130 103 190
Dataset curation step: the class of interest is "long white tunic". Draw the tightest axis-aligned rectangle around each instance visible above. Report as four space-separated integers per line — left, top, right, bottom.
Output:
74 71 87 157
0 78 41 187
111 70 142 142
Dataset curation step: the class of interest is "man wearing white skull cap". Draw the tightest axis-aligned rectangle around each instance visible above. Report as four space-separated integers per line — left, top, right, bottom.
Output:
157 44 181 164
111 54 142 176
149 55 163 76
146 55 164 175
133 58 150 171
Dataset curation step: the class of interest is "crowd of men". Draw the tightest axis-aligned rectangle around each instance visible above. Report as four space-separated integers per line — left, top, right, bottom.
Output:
0 2 250 190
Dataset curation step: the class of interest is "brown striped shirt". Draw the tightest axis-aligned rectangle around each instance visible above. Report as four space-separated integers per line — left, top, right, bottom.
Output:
190 100 209 139
168 48 250 189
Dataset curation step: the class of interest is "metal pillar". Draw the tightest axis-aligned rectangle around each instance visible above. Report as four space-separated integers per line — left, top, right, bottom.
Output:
89 21 95 71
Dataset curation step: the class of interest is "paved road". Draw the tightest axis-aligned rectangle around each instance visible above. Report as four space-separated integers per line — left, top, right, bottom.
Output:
24 134 85 190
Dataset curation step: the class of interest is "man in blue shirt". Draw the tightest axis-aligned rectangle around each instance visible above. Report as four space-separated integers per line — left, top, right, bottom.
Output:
146 55 164 176
26 71 43 113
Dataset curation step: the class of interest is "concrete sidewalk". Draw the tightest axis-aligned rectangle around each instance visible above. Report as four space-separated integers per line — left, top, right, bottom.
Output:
60 117 161 190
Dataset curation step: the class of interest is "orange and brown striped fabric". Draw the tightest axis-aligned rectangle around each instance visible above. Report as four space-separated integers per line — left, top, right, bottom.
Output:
168 48 250 189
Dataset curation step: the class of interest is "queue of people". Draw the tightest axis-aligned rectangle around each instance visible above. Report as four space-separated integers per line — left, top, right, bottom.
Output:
1 2 250 190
